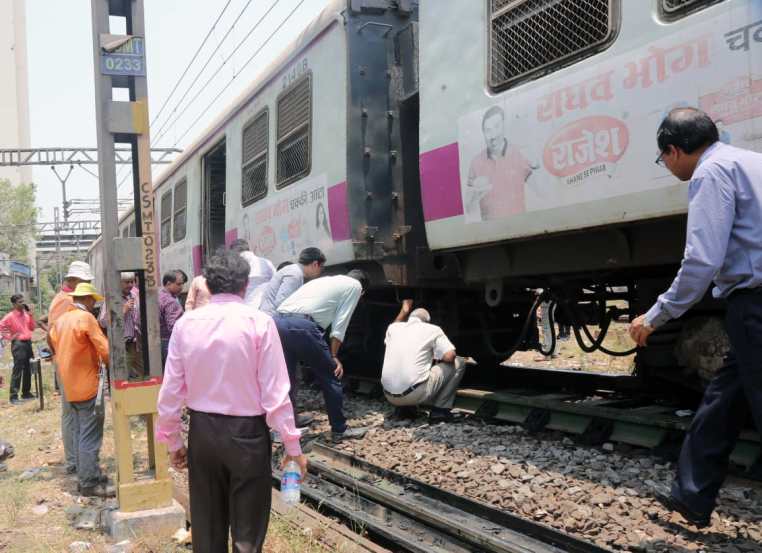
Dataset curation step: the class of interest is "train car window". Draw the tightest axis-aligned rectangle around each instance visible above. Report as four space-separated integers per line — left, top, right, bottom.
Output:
173 178 188 242
242 108 269 206
129 221 136 237
160 189 172 248
122 226 129 239
659 0 725 20
489 0 619 92
276 73 311 188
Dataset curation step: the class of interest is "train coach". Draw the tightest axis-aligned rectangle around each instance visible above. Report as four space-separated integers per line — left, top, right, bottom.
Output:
91 0 762 393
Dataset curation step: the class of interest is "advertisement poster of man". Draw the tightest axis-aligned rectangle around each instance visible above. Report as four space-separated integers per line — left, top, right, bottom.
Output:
460 105 537 223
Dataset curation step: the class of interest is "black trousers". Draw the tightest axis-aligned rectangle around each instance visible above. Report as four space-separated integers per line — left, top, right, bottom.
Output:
10 340 33 400
188 410 272 553
273 314 347 433
672 291 762 516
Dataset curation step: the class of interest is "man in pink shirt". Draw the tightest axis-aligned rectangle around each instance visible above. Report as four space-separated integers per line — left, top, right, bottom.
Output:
464 105 535 221
157 250 306 553
0 294 36 404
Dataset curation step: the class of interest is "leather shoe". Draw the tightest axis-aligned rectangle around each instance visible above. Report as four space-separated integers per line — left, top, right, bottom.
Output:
654 491 710 528
79 482 116 498
296 413 314 427
330 427 368 443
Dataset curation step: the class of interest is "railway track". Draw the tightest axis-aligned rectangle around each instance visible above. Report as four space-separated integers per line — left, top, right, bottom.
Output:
274 441 611 553
347 374 761 471
452 387 761 470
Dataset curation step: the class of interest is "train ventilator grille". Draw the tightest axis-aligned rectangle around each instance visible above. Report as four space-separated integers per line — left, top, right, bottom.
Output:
242 109 269 206
489 0 618 91
277 74 311 188
661 0 723 16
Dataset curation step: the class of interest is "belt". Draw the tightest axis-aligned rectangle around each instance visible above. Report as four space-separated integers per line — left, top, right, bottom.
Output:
277 312 324 332
385 379 426 398
729 286 762 299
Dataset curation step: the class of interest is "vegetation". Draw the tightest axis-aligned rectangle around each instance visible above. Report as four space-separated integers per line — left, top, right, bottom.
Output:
0 179 38 263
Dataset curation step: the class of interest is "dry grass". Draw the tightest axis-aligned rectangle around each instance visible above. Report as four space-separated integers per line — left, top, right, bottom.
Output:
0 345 329 552
506 320 636 375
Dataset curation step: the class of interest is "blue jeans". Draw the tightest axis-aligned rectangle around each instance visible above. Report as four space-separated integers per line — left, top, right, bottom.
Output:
70 397 105 488
274 315 346 433
672 291 762 516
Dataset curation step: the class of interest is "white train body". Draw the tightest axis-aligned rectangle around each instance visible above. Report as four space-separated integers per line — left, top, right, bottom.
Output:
90 0 762 379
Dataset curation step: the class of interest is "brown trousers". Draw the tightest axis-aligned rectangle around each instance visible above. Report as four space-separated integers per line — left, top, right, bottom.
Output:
188 410 272 553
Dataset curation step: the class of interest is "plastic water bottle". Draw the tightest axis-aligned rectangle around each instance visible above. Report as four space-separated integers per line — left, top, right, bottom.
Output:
281 460 301 506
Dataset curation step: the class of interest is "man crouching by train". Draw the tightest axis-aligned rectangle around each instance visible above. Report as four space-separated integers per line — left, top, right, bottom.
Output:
381 300 466 423
156 251 306 553
274 269 370 442
629 107 762 529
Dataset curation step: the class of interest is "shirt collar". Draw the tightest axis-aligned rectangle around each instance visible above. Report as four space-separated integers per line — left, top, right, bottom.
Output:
210 293 244 304
696 141 723 170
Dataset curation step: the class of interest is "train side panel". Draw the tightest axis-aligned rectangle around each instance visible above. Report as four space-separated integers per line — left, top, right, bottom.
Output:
418 0 762 276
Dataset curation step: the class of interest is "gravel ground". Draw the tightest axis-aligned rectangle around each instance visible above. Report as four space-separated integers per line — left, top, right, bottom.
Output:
298 389 762 553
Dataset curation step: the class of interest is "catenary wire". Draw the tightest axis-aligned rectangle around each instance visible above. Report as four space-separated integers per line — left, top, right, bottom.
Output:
170 0 305 148
150 0 256 142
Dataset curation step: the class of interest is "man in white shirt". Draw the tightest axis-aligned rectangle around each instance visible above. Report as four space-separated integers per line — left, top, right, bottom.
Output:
230 239 275 310
381 301 466 423
275 269 369 442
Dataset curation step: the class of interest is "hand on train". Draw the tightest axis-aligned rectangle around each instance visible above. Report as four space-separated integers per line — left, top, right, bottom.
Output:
629 314 654 347
170 446 188 470
333 357 344 379
282 454 308 479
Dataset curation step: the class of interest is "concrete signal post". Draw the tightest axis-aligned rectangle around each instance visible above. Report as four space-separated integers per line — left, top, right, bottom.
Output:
89 0 184 539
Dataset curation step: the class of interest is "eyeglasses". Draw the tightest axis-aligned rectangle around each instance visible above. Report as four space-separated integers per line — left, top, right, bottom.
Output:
655 152 666 167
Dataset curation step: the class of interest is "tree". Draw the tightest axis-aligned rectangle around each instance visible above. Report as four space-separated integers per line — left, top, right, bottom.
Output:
0 179 38 262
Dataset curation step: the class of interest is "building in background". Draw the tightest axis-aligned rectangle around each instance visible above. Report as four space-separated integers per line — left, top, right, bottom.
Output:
0 254 32 297
0 0 32 186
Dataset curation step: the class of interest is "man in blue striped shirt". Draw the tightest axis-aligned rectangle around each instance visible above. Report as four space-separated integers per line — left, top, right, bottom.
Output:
630 108 762 528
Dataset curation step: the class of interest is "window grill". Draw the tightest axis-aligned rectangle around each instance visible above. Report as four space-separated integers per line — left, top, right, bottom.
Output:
276 74 311 188
489 0 618 91
173 179 187 242
242 109 269 206
660 0 724 18
160 189 172 248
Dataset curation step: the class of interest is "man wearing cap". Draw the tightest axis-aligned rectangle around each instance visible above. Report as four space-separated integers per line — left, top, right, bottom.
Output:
47 260 94 475
49 283 112 497
97 272 142 379
381 300 466 423
260 247 326 316
0 294 36 405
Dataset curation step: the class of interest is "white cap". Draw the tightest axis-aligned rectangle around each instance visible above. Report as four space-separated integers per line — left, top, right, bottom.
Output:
65 261 94 281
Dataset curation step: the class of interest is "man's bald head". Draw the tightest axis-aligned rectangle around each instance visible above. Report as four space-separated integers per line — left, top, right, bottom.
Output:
409 308 431 323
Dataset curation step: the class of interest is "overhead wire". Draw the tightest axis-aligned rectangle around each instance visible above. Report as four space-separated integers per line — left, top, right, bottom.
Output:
170 0 305 148
150 0 256 142
149 0 233 129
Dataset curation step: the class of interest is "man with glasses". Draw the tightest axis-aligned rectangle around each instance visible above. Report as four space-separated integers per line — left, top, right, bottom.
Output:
0 294 36 405
630 107 762 528
260 247 326 316
159 270 187 370
274 269 369 442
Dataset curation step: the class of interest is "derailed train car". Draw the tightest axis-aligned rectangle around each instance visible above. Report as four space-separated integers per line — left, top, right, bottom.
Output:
91 0 762 393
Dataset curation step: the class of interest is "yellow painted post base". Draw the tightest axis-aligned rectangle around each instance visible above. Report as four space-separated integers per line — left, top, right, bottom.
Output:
111 379 173 513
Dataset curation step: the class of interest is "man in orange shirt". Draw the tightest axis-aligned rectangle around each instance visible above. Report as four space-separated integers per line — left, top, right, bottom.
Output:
49 283 112 497
47 260 94 475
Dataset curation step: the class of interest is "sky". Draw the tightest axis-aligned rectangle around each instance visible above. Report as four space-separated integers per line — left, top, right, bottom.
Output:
26 0 332 222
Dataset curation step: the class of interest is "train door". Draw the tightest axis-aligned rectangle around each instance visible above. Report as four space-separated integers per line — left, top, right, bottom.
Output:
201 140 226 263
